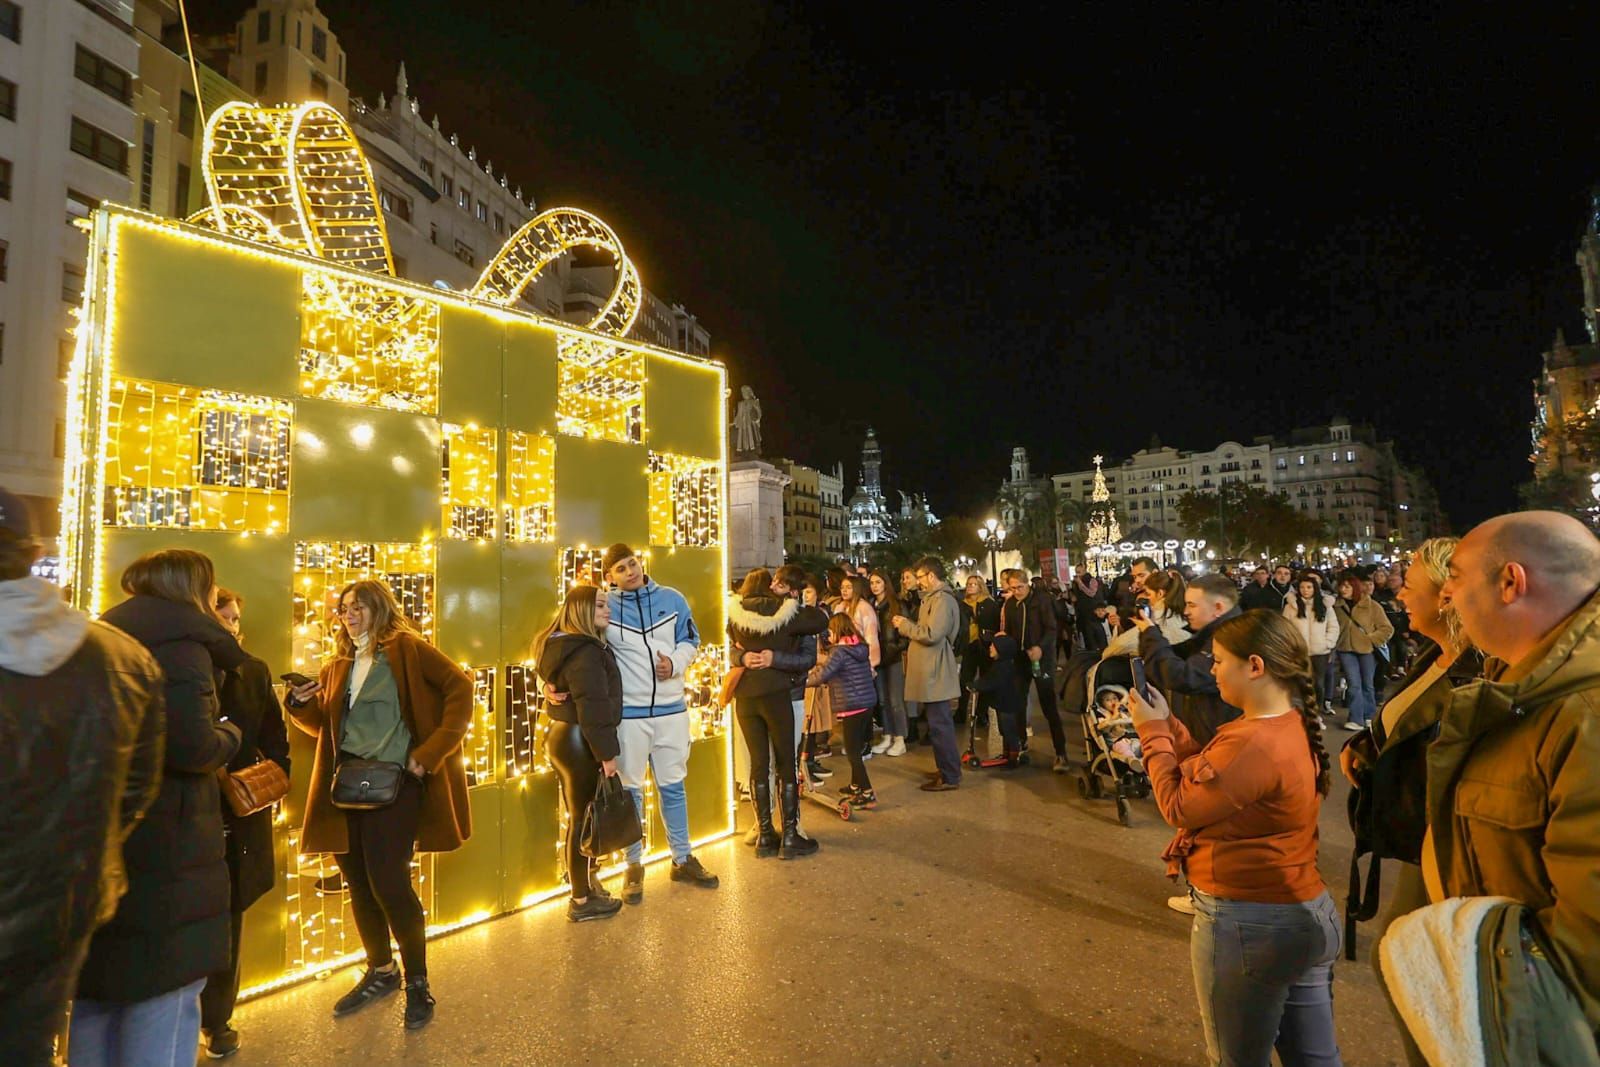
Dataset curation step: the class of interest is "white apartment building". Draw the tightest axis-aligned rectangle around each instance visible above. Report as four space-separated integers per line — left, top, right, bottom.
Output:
818 462 846 556
0 0 139 533
1050 419 1445 555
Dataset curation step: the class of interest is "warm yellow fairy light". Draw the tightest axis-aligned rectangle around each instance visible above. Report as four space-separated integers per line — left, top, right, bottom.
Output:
290 541 435 671
441 424 498 540
503 431 555 542
648 452 722 548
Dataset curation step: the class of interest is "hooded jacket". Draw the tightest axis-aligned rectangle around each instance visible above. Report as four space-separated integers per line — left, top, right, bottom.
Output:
79 595 246 1002
1424 584 1600 1030
1139 606 1244 748
806 635 876 713
538 632 623 760
1283 594 1343 657
0 578 164 1039
609 578 700 718
727 594 829 699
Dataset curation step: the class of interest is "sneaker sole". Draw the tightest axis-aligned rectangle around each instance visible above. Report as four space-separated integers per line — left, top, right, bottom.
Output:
568 908 623 922
205 1046 240 1060
405 1009 435 1031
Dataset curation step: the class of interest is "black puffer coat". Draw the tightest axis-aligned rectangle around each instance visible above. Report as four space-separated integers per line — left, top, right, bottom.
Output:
217 655 290 913
79 595 245 1002
1 580 165 1055
539 633 623 760
1138 606 1243 747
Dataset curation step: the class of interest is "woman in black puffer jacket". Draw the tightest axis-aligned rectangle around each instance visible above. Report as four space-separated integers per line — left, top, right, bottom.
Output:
727 568 827 860
534 584 626 924
73 549 246 1065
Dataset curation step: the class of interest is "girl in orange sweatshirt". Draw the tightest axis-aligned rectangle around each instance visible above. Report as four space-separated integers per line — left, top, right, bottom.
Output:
1129 610 1342 1067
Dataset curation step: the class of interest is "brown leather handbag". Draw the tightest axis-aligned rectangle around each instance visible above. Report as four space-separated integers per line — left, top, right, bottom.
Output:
217 755 290 817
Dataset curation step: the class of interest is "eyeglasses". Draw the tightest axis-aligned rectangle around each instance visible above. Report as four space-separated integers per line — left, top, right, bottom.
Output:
337 604 367 616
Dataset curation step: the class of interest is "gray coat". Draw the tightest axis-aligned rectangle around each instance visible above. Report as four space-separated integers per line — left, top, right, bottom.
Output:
896 583 961 703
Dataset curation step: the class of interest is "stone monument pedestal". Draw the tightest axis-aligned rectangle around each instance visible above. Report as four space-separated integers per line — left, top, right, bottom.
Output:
728 458 789 583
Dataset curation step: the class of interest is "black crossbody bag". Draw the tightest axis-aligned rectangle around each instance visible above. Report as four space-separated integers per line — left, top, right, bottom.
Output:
329 670 406 811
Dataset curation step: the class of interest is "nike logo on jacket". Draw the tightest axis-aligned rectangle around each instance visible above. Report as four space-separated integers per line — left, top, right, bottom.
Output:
607 578 701 718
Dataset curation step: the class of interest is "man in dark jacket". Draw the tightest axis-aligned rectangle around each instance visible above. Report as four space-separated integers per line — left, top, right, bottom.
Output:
1000 569 1070 772
738 566 822 840
1134 574 1243 748
1239 566 1278 611
0 488 165 1066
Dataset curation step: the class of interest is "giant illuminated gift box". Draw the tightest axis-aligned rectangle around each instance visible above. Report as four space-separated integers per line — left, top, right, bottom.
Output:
59 103 731 998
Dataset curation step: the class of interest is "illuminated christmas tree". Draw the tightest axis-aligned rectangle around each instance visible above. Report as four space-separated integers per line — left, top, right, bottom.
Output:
1084 454 1120 574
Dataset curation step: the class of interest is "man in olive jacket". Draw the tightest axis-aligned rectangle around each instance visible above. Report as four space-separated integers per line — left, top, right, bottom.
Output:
893 557 962 790
1431 511 1600 1035
0 489 165 1066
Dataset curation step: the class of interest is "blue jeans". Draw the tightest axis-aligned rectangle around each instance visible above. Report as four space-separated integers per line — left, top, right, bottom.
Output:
625 779 690 864
1336 651 1376 726
69 977 206 1067
876 661 908 737
1190 889 1342 1067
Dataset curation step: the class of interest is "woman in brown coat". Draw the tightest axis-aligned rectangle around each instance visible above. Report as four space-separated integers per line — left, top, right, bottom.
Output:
285 579 472 1032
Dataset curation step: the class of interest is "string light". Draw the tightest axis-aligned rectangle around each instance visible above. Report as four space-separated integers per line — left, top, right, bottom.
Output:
441 424 497 540
648 452 722 548
503 431 555 542
291 541 435 672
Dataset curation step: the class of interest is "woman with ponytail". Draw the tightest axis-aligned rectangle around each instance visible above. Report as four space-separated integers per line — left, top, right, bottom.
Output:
1128 610 1342 1067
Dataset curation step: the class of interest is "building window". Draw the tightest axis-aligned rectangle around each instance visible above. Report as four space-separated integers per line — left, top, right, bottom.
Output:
1313 454 1320 465
379 187 412 222
311 26 328 60
1297 455 1305 466
256 10 271 43
177 91 197 138
476 200 488 223
174 163 191 216
66 188 100 226
71 117 130 174
454 239 475 266
0 157 11 199
441 174 453 196
457 188 469 210
74 46 132 104
0 238 7 281
1346 450 1355 462
493 212 505 235
139 120 156 209
420 158 433 180
429 222 438 245
0 0 19 43
310 71 328 101
254 61 269 94
0 76 14 121
62 264 85 305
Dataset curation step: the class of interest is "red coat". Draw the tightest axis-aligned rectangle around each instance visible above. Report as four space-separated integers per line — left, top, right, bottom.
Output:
286 632 473 854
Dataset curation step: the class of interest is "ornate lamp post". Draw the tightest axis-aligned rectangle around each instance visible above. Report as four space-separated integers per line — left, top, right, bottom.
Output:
978 517 1006 590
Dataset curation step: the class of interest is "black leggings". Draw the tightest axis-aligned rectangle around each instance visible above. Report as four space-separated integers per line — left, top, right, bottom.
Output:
841 711 873 791
546 721 602 898
334 769 427 978
736 690 797 791
1310 654 1330 707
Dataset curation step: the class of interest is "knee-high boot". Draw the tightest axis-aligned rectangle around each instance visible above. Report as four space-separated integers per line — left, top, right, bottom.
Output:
752 780 780 858
779 781 819 859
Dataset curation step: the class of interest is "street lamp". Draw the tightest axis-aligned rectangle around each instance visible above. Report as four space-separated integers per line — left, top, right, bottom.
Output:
978 517 1006 589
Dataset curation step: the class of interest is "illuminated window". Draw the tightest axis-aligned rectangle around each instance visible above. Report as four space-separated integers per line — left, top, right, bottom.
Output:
102 379 292 532
503 431 554 542
649 453 722 547
561 546 607 590
441 424 497 539
464 667 496 785
291 541 434 672
476 200 488 223
298 273 440 412
502 664 547 776
379 187 412 222
441 174 453 197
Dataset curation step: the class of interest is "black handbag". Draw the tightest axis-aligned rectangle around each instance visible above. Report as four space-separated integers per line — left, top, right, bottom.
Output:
331 758 406 810
579 774 643 858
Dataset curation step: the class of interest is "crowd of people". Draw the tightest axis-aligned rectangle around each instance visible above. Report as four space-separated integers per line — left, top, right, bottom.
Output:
4 473 1600 1066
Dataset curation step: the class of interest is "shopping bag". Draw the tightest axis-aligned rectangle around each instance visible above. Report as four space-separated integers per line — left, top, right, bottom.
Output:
579 773 644 858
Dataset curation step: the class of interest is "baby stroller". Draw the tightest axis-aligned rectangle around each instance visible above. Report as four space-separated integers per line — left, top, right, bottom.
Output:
1076 655 1151 826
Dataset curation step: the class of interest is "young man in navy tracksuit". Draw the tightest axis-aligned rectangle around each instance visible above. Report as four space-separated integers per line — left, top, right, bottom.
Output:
602 543 718 902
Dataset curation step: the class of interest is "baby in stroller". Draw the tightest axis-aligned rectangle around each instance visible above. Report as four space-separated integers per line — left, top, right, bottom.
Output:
1090 684 1144 773
1074 656 1152 825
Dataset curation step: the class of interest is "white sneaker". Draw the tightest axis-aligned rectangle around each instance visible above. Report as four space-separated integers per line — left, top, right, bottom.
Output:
886 737 907 757
1343 721 1364 731
871 736 893 755
1167 895 1196 915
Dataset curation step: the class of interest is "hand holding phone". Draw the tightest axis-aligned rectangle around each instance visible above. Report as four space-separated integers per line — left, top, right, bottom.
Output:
1129 656 1152 702
280 672 315 688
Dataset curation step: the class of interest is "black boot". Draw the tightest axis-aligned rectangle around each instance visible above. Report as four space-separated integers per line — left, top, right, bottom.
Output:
779 782 819 859
752 780 780 858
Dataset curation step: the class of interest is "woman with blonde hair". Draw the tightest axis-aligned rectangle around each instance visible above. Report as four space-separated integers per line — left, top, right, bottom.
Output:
533 583 625 923
1339 537 1482 1067
284 579 472 1031
73 549 248 1067
1129 610 1341 1067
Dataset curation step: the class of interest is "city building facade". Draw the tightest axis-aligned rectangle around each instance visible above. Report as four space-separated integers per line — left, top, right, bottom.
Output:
777 458 823 558
819 462 846 557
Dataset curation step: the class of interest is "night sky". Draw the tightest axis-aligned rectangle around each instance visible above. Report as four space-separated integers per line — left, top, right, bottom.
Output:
201 2 1600 527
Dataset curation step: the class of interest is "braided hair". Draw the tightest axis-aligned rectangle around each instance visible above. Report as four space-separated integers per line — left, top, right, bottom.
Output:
1214 610 1332 796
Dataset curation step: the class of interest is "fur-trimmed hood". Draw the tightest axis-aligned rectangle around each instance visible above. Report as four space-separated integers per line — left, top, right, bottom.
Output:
726 594 799 635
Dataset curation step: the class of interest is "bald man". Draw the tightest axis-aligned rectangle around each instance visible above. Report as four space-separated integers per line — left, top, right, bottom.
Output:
1427 511 1600 1036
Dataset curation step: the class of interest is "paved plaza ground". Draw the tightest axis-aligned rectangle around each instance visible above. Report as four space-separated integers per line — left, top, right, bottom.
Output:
230 725 1408 1067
